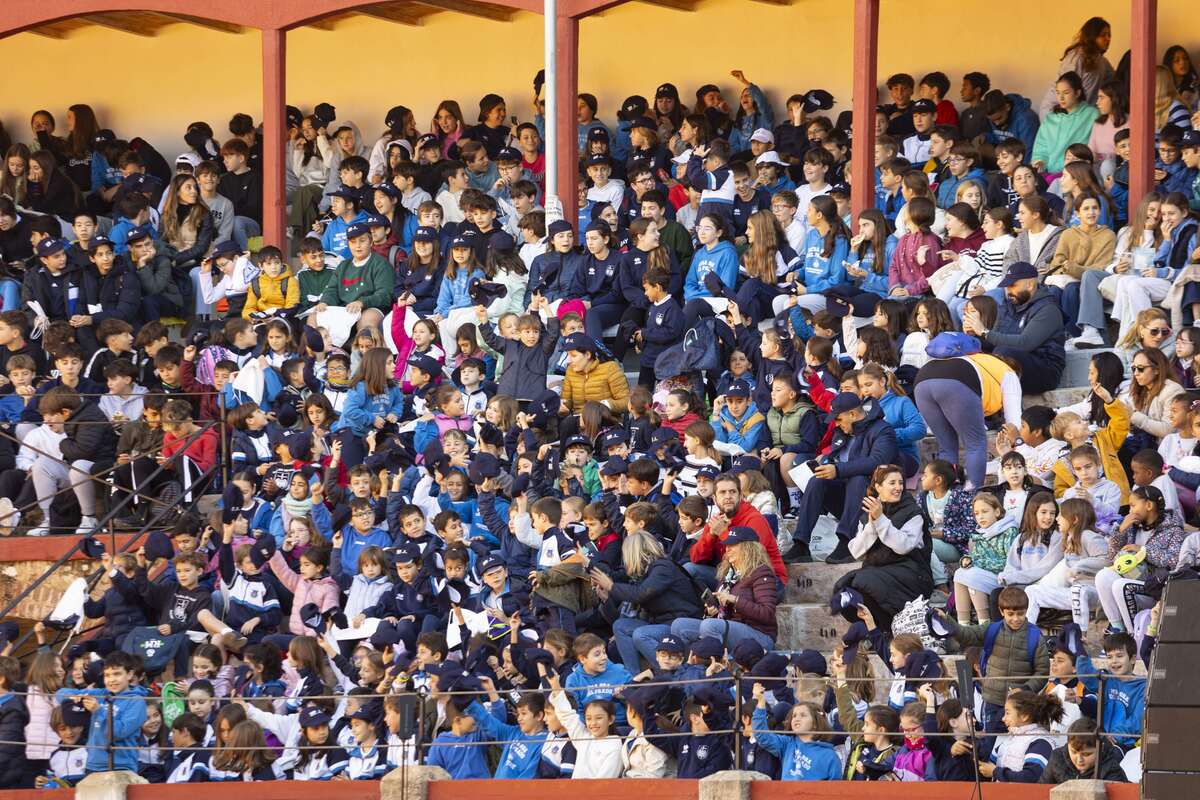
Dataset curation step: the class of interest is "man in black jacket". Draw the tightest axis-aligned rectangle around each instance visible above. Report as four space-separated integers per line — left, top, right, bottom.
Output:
785 392 899 565
29 386 118 537
76 235 142 353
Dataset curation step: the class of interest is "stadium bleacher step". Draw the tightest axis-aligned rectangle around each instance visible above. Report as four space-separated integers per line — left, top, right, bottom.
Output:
783 562 858 604
776 602 845 654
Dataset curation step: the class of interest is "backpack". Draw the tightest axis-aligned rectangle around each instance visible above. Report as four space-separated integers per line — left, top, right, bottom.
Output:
980 620 1042 678
654 316 722 380
891 595 944 654
196 344 235 388
250 275 290 305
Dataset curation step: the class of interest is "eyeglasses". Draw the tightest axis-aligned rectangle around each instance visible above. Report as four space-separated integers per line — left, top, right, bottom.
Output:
946 156 967 163
1147 327 1171 336
1132 364 1155 373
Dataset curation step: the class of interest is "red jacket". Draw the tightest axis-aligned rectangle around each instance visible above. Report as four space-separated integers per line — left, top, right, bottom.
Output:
662 412 702 443
162 426 221 474
690 501 786 582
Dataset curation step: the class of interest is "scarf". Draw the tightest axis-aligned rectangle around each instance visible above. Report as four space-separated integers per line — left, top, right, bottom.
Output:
284 496 314 519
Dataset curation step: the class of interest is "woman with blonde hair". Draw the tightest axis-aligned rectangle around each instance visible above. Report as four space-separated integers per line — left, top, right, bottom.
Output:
1155 65 1193 133
669 527 779 651
591 529 704 671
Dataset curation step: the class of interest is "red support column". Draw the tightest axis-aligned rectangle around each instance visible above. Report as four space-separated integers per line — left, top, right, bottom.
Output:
261 27 288 254
555 13 580 219
850 0 880 224
1128 0 1157 222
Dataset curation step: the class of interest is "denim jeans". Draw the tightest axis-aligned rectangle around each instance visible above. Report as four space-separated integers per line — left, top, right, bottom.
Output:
232 216 262 251
683 562 718 590
670 616 775 652
612 618 671 673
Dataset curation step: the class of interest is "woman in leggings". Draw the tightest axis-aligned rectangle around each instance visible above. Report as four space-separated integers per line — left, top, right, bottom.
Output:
913 331 1022 489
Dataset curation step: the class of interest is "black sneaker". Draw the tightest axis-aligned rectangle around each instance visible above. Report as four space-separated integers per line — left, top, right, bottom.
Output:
782 540 813 563
825 541 856 564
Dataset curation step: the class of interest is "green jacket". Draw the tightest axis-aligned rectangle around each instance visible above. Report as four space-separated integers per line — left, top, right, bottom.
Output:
659 219 694 268
1031 103 1098 173
319 252 395 311
298 266 336 313
950 619 1050 705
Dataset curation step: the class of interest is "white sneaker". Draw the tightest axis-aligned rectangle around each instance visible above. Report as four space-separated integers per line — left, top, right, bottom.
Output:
75 516 99 536
27 524 49 537
1068 328 1105 349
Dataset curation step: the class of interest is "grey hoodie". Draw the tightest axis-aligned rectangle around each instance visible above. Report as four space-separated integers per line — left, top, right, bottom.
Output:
318 119 367 213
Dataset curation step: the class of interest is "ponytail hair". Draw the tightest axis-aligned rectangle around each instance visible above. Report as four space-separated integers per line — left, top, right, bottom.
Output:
1006 689 1064 727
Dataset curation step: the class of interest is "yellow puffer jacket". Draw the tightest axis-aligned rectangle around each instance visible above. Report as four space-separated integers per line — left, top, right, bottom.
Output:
561 358 630 413
243 268 301 318
1052 397 1130 503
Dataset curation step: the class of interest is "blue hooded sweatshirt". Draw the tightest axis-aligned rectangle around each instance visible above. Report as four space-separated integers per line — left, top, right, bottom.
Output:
322 210 369 258
846 237 897 297
435 266 485 316
936 168 987 208
684 239 739 300
1076 652 1146 751
466 700 550 778
877 391 927 461
752 708 843 780
986 93 1040 158
57 685 149 774
564 660 633 724
332 381 407 437
800 228 849 293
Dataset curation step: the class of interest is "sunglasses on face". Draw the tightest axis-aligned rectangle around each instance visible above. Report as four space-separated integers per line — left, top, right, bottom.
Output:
1147 327 1171 336
1132 364 1155 373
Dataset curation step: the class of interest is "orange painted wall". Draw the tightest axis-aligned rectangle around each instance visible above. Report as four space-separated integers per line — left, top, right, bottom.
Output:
0 1 1197 168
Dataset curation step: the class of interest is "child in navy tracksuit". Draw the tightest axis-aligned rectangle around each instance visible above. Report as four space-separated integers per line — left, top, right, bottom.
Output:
362 546 438 655
214 523 282 649
636 268 684 387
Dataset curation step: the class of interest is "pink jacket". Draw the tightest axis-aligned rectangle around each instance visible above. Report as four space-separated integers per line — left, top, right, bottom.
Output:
389 304 446 392
889 231 942 295
24 686 59 760
268 551 340 636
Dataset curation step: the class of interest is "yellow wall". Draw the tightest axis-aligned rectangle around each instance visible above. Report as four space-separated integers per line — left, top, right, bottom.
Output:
0 0 1197 165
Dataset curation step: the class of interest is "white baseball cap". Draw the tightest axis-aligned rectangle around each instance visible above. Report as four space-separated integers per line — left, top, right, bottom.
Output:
749 128 774 145
755 151 785 167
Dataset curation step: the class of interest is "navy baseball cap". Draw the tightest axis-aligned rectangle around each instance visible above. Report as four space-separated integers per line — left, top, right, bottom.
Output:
620 95 649 121
326 187 359 200
299 705 331 728
690 637 724 659
413 226 438 243
696 465 720 481
1182 130 1200 148
346 222 371 240
730 455 763 474
656 634 685 655
389 544 420 566
450 235 471 249
495 147 522 163
724 526 760 546
36 238 67 257
830 392 864 416
561 333 598 353
87 235 114 253
599 429 627 450
478 555 506 575
910 99 937 115
126 225 155 244
585 153 611 167
725 379 752 399
374 183 401 200
599 456 627 476
997 261 1039 287
467 452 502 484
563 434 592 451
210 240 240 260
416 134 440 151
408 353 441 376
365 213 391 229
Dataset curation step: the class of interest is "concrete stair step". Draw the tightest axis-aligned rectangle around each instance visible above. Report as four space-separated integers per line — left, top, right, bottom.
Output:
775 602 845 653
783 562 858 604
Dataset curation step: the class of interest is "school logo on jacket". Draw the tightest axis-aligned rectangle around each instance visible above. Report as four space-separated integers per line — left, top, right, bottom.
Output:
141 637 165 657
655 313 665 325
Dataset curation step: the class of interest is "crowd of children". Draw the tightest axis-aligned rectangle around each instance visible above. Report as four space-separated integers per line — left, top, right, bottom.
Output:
3 13 1200 788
